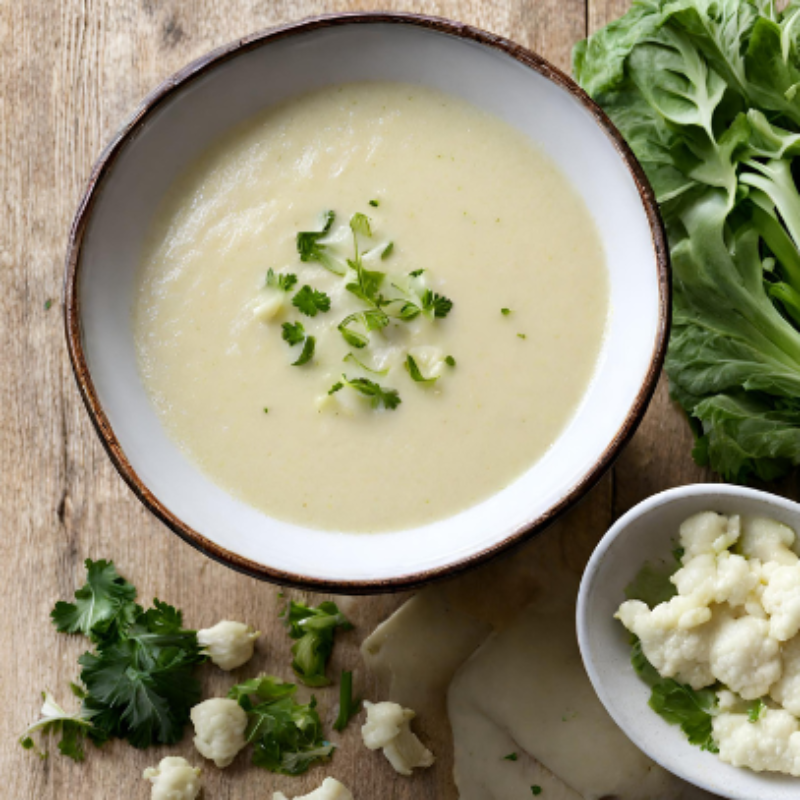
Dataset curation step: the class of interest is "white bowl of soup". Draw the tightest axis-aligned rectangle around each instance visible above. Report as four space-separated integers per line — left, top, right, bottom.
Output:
65 13 669 591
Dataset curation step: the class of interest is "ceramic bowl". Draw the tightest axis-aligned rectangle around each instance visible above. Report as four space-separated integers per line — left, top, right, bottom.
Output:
578 484 800 799
65 13 669 592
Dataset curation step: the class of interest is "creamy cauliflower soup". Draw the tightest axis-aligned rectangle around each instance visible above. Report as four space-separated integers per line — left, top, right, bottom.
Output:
133 82 608 532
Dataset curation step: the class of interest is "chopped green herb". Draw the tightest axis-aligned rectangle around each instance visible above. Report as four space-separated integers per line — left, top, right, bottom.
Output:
504 752 518 761
227 675 334 775
266 268 298 292
531 787 542 796
517 333 527 340
501 308 511 316
342 375 401 410
291 336 316 367
346 264 385 305
338 309 389 349
296 210 345 275
292 285 331 317
406 354 438 384
747 698 767 723
409 268 425 278
263 407 269 414
333 670 362 732
19 691 98 762
328 382 344 395
381 242 394 260
44 299 53 311
281 322 306 346
420 289 453 318
281 601 354 687
369 199 380 207
349 212 372 238
344 352 388 375
445 355 456 367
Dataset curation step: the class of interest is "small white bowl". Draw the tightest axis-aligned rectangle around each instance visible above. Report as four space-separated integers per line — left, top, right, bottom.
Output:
578 484 800 799
65 13 668 591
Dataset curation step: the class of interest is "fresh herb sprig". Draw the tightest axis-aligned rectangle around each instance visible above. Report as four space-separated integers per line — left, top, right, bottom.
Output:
341 375 402 410
281 322 316 366
296 211 345 275
266 268 298 292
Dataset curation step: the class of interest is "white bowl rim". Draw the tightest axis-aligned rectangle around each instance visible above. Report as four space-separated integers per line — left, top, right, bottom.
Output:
63 11 670 593
577 483 800 797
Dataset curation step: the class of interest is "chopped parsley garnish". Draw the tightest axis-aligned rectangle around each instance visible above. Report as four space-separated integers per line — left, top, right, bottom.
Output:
281 321 306 346
406 355 438 384
44 298 53 311
369 199 380 207
292 336 316 366
328 381 344 395
445 355 456 367
227 675 334 775
333 670 362 732
531 787 542 796
381 242 394 260
504 752 518 761
420 289 453 318
747 698 767 723
281 600 354 687
342 375 401 410
501 307 511 315
338 309 389 349
296 210 345 275
349 212 372 238
344 352 388 375
292 285 331 317
263 407 269 414
266 268 298 292
409 269 425 278
517 333 527 340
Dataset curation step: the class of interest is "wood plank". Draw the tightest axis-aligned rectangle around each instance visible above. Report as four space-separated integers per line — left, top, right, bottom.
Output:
0 2 596 799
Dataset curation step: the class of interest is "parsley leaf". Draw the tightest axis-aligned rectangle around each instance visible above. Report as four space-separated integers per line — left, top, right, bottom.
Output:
501 308 511 315
338 309 389 349
281 600 354 687
19 690 99 762
445 355 456 367
630 636 718 752
333 670 362 732
421 289 453 318
228 675 334 775
343 352 388 375
624 561 678 608
328 381 344 395
747 698 767 723
281 322 306 346
292 285 331 317
369 199 380 207
406 354 438 384
50 559 137 644
296 211 345 275
381 242 394 260
504 752 518 761
78 599 205 749
409 268 425 277
531 787 542 796
292 336 316 367
349 212 372 238
266 268 298 292
342 375 402 410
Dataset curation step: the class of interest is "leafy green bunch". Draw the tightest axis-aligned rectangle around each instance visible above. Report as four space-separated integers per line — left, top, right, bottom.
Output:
575 0 800 482
23 559 206 760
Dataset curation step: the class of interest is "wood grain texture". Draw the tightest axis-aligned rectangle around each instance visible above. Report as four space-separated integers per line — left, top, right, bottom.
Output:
0 1 788 798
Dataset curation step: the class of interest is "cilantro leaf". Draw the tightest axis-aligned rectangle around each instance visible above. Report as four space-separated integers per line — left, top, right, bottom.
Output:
296 211 345 275
406 354 438 384
421 289 453 318
333 670 362 732
342 375 402 410
292 336 315 367
50 559 137 643
630 636 718 752
343 352 388 375
266 268 298 292
281 322 306 346
292 285 331 317
78 599 205 749
19 690 99 762
281 600 354 687
229 675 334 775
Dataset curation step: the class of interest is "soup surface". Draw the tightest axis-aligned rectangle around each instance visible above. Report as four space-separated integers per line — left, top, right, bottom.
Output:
133 82 608 532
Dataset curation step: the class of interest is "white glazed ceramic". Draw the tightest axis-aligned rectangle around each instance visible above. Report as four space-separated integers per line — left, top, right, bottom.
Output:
65 14 669 591
578 484 800 799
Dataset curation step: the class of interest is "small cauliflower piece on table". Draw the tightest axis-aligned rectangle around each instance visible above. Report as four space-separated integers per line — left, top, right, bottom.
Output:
190 697 248 768
679 512 740 559
273 777 355 800
709 613 782 700
197 619 260 670
361 700 435 776
713 708 800 775
143 756 201 800
740 517 799 565
615 598 715 689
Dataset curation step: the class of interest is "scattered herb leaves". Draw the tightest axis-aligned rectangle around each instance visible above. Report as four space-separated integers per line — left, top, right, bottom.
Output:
266 268 298 292
406 354 438 384
292 285 331 317
504 752 518 761
501 308 511 316
445 355 456 367
342 375 401 410
333 670 362 732
281 322 306 346
292 336 316 367
296 210 345 275
344 352 388 375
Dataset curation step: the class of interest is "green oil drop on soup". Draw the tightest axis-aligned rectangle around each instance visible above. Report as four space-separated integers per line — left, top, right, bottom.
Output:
133 82 609 533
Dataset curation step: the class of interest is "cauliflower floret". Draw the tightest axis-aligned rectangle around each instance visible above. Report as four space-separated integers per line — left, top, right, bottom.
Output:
253 290 285 322
273 777 354 800
615 599 715 689
740 517 798 566
143 756 201 800
679 512 740 559
407 345 445 380
709 613 782 699
771 636 800 715
197 620 260 671
361 701 435 776
714 708 800 775
190 697 248 768
762 565 800 641
671 550 757 608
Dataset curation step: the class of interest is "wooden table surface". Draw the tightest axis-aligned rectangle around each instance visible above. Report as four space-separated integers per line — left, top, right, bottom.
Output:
3 1 798 798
